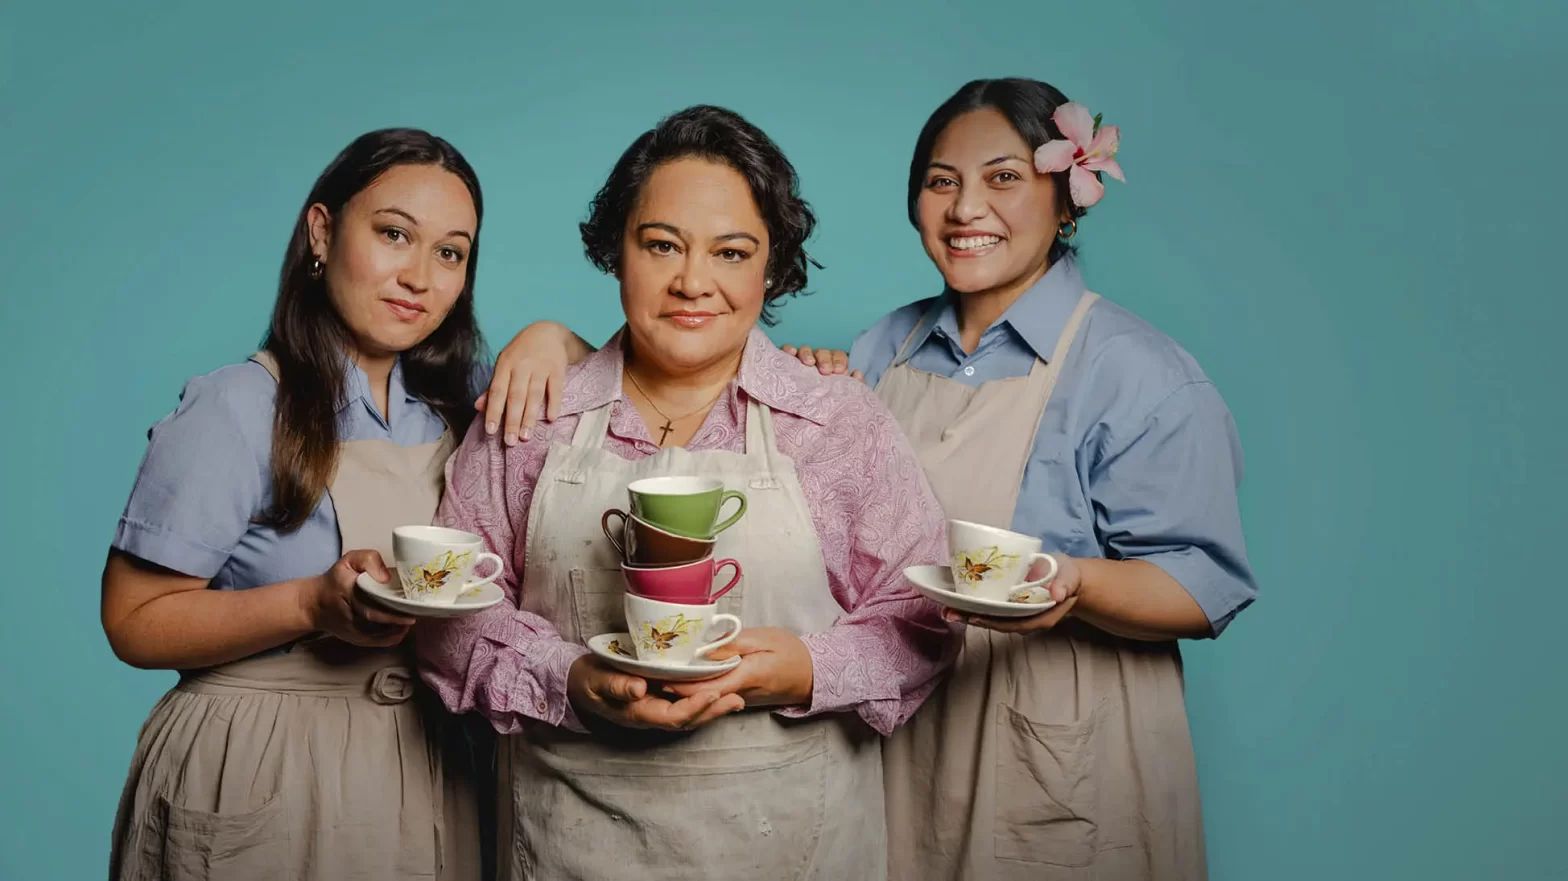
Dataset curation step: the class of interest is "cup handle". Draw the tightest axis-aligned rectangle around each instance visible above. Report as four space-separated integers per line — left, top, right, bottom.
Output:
465 552 506 590
1012 553 1060 594
693 614 742 659
708 559 743 602
711 490 747 535
601 509 628 558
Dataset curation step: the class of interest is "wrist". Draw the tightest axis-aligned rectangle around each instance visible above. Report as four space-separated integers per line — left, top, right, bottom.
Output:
294 575 325 632
793 637 816 705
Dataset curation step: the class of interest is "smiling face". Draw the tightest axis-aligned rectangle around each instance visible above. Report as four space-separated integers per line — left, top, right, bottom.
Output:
617 156 768 376
307 163 478 360
915 108 1068 297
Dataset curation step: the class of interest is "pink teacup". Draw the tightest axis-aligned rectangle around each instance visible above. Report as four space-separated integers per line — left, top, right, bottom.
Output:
622 556 742 605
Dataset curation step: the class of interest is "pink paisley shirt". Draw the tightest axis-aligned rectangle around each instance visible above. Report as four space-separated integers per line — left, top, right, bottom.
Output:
416 327 954 736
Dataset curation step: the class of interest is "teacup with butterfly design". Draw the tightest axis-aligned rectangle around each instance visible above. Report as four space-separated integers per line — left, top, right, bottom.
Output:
946 519 1059 603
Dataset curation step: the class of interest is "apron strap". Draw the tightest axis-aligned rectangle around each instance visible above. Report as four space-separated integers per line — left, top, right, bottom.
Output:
885 300 946 373
569 401 614 449
744 398 785 490
249 349 281 381
1003 290 1101 497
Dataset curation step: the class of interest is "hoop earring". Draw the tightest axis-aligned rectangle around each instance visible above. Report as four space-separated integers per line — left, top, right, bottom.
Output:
309 257 324 279
1058 220 1077 240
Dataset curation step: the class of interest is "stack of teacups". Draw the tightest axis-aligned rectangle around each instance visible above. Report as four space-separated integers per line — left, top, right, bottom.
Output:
601 477 748 663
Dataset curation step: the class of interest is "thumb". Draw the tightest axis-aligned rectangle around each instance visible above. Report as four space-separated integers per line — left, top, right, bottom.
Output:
345 549 391 582
604 673 647 702
703 645 740 661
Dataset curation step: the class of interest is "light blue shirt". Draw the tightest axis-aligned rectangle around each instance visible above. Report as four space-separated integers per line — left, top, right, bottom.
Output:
112 356 473 592
850 259 1257 635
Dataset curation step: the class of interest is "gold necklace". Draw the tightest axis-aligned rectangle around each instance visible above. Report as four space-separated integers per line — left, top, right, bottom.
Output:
622 368 727 446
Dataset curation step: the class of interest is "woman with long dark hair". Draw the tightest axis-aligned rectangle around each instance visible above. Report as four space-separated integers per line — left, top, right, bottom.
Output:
104 128 488 881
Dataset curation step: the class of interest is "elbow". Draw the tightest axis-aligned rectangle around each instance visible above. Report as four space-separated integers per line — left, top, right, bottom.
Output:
102 624 160 670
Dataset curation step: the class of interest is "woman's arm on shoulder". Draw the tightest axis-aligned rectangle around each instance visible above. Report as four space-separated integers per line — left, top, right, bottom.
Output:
476 321 598 446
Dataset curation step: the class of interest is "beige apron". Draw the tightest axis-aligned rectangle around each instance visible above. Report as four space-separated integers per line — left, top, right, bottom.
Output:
497 392 886 881
878 292 1207 881
107 352 482 881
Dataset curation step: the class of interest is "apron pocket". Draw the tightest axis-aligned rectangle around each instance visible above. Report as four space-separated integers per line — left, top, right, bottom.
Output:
156 791 287 881
568 567 627 643
513 724 829 880
993 701 1102 866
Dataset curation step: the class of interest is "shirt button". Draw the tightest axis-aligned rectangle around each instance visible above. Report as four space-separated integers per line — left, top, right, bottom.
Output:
537 700 547 713
963 366 976 376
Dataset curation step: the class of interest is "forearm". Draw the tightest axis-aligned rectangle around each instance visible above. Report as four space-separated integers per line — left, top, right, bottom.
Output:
1072 558 1212 641
103 557 316 669
416 608 591 733
781 598 958 735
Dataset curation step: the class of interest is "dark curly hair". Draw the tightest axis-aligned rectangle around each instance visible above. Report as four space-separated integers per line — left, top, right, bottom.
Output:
579 104 818 326
908 78 1088 265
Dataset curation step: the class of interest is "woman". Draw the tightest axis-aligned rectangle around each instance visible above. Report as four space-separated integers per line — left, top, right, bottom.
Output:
416 104 955 881
496 79 1257 880
103 128 491 881
811 78 1256 880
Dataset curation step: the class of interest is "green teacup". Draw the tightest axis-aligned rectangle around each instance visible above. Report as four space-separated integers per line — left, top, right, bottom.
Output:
626 476 746 540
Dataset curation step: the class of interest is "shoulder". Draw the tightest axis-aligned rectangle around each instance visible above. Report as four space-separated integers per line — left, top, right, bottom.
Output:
848 298 938 379
1068 297 1236 447
154 359 277 446
1077 297 1218 406
767 354 911 454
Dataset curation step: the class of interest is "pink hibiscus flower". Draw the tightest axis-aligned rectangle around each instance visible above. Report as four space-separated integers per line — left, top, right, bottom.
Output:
1032 102 1125 208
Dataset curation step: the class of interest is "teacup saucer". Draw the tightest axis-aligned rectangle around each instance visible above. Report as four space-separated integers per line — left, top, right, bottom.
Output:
355 571 505 619
904 565 1058 618
586 632 742 682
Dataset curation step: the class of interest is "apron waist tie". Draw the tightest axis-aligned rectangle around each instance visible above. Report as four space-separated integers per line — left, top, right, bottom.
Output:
176 644 417 703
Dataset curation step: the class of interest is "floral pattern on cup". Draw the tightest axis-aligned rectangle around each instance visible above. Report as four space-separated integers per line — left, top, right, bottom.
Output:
607 639 634 658
952 546 1020 586
401 549 474 599
637 613 705 656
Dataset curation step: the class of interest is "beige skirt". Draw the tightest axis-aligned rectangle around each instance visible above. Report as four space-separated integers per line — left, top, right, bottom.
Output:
107 643 482 881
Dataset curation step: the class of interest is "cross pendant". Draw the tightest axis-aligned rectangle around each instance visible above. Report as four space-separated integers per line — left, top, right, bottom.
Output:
656 420 675 446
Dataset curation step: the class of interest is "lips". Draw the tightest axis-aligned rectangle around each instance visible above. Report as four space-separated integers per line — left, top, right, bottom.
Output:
383 298 426 321
943 230 1005 258
666 312 718 329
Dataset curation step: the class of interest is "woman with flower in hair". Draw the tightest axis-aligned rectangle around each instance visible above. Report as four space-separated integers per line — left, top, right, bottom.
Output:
829 76 1257 881
488 78 1256 880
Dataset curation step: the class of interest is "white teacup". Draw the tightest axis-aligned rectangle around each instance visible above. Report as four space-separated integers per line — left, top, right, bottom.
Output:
947 519 1060 602
622 593 742 664
392 525 505 605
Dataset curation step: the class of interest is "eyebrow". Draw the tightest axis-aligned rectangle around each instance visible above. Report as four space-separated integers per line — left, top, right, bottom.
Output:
374 207 473 243
928 154 1030 173
637 222 759 246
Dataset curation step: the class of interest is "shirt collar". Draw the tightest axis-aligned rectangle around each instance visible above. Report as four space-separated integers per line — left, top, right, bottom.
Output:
558 325 835 426
908 257 1088 363
340 354 419 418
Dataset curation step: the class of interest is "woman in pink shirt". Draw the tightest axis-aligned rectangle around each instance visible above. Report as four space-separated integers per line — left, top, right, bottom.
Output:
415 104 953 880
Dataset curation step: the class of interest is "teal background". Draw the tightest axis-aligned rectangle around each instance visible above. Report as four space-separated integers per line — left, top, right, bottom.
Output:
2 1 1563 878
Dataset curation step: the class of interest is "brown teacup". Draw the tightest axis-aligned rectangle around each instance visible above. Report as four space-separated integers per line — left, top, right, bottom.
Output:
603 509 715 567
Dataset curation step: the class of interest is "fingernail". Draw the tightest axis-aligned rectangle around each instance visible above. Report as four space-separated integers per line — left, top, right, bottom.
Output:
504 433 516 446
486 422 497 434
520 429 530 441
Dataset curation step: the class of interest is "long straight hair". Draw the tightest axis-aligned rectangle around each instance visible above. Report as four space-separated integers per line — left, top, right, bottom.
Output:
257 128 485 532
